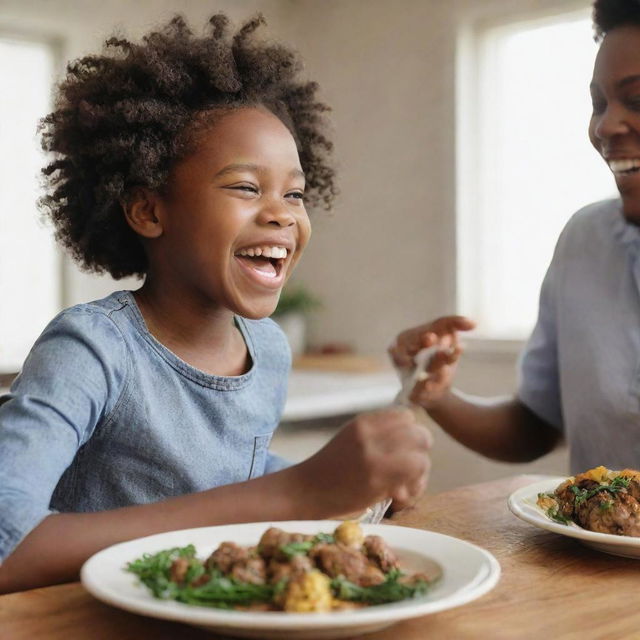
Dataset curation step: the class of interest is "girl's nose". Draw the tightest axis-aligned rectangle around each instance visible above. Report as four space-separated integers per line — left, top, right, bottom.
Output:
257 199 296 227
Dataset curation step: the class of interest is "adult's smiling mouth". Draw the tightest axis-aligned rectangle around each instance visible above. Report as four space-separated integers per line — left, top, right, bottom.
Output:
608 158 640 176
234 245 289 285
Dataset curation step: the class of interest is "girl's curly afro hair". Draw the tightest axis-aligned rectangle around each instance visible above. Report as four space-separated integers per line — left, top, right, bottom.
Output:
39 14 336 279
593 0 640 41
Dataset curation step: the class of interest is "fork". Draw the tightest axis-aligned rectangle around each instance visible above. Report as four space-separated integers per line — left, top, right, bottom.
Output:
359 346 441 525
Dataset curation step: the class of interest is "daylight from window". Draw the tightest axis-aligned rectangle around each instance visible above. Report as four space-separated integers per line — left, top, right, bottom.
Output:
0 37 59 372
458 13 616 340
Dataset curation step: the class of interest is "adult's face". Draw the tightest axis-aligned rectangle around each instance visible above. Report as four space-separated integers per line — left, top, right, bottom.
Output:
589 25 640 223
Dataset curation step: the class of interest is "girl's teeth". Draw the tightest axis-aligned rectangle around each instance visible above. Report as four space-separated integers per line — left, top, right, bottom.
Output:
236 246 287 258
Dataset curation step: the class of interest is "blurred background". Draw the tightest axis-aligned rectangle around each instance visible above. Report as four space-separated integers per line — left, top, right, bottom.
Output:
0 0 617 491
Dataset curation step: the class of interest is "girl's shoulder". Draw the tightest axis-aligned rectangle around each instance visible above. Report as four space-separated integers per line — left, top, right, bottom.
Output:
40 290 133 356
237 316 291 367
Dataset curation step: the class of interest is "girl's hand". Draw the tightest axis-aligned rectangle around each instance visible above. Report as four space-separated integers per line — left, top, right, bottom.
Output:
388 316 476 410
296 407 432 516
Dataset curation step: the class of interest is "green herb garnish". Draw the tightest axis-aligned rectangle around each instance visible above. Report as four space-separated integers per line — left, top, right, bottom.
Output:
331 569 432 604
279 532 335 558
570 476 630 507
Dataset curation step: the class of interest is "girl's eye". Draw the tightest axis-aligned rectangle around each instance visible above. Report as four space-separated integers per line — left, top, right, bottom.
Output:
228 185 259 194
285 191 305 201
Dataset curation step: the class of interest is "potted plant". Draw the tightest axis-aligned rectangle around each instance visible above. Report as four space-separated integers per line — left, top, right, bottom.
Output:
272 284 321 356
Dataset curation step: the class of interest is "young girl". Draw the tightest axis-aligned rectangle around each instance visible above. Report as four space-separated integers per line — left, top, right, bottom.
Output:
0 14 431 593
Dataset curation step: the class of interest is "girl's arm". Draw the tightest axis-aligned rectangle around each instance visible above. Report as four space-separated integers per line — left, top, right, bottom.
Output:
0 406 431 593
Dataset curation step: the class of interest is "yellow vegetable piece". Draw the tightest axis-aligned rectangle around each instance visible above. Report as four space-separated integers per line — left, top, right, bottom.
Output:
334 520 364 548
284 570 332 613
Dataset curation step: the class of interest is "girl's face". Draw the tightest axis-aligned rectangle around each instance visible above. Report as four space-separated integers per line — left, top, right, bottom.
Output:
589 25 640 223
151 107 310 319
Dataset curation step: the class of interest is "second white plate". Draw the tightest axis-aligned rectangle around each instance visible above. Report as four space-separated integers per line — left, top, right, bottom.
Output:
508 476 640 559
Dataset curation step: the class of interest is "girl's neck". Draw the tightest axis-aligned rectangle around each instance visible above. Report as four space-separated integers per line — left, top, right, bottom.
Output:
133 280 249 377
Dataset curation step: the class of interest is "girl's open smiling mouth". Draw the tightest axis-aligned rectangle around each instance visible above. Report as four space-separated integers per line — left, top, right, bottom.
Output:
234 244 290 288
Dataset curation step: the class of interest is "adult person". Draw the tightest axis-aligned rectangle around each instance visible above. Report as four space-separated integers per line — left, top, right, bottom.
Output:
390 0 640 474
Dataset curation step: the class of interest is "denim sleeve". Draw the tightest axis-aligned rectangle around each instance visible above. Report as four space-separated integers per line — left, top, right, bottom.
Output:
517 249 564 431
0 309 127 562
264 451 291 473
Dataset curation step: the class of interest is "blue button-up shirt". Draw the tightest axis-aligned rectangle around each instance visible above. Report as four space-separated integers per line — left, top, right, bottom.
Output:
0 291 290 561
519 198 640 473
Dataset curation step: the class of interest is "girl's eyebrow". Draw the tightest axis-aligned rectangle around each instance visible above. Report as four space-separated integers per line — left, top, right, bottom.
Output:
214 163 305 180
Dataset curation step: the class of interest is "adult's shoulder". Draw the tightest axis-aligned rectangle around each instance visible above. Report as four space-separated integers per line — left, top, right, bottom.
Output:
553 198 621 254
561 198 620 236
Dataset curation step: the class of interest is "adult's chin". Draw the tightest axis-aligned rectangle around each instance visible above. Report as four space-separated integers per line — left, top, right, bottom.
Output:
621 195 640 226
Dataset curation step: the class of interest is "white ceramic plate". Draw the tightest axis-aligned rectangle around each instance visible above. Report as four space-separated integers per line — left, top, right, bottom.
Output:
81 520 500 640
508 476 640 559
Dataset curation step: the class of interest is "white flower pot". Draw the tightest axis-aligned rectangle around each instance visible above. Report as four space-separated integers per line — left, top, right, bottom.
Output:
275 312 306 357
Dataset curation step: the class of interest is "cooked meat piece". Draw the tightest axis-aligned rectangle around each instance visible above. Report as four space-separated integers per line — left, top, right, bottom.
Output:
334 521 364 549
190 573 210 587
230 556 267 585
268 559 290 584
359 563 385 587
619 470 640 501
169 556 190 584
576 491 640 537
364 535 399 573
258 527 314 560
291 554 314 573
311 543 382 585
206 541 248 573
555 478 599 521
267 554 314 584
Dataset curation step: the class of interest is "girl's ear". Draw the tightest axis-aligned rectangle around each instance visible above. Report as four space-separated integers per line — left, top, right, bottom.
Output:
122 188 164 239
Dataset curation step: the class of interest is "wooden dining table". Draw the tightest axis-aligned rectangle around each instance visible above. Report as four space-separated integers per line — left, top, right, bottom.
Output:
1 474 639 640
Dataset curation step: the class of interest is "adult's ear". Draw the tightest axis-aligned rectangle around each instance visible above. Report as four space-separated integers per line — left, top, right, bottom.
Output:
122 188 163 239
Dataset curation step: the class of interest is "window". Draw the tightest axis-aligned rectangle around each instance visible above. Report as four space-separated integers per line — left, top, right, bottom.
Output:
0 34 60 373
457 9 616 341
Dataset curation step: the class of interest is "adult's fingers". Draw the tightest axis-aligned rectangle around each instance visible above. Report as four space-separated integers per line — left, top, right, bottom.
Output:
429 315 476 336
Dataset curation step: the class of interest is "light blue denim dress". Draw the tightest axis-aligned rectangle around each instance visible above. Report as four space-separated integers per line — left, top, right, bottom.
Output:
0 290 290 561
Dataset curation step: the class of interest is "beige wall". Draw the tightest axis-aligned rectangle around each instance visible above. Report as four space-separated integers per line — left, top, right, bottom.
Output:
276 0 589 355
277 0 583 480
2 0 580 480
